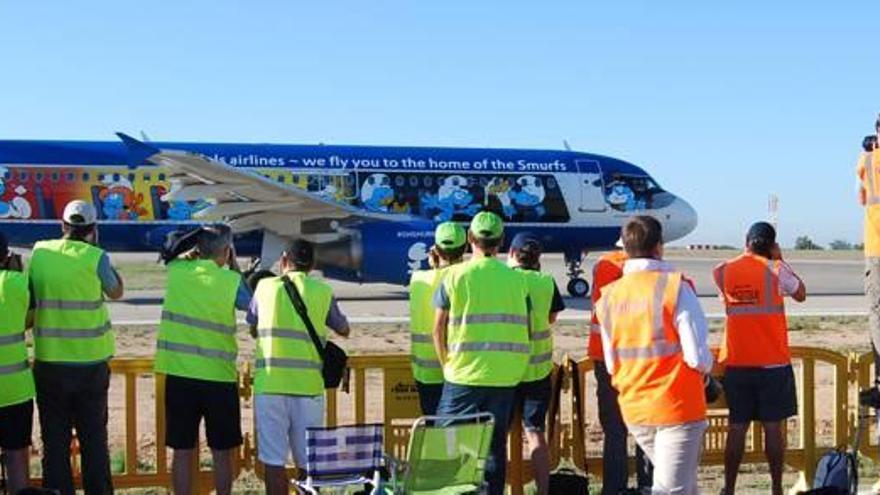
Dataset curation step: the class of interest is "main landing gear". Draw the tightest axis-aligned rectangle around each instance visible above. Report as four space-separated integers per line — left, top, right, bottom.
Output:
564 251 590 298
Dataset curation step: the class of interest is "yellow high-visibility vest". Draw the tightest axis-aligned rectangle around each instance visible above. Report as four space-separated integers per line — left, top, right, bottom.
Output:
155 259 241 383
29 239 113 363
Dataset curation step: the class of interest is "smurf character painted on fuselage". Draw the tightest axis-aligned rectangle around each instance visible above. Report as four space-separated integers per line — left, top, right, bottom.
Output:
606 180 644 212
164 182 209 221
504 175 546 220
361 173 395 212
0 166 32 219
422 175 481 221
407 241 429 274
99 175 148 220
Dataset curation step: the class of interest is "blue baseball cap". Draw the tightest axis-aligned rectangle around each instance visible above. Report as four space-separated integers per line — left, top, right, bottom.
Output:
509 232 541 251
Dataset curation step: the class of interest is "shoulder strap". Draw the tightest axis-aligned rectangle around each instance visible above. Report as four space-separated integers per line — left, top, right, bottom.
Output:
568 359 588 470
281 275 326 363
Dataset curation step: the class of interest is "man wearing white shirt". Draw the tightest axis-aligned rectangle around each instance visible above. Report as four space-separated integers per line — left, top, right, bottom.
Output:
596 215 713 495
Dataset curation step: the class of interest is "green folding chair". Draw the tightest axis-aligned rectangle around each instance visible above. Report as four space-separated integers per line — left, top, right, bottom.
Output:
385 413 495 495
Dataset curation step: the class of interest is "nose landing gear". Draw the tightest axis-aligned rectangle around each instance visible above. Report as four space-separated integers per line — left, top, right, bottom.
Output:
565 252 590 297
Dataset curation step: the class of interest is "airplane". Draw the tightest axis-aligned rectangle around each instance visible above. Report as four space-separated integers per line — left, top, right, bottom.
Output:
0 134 697 297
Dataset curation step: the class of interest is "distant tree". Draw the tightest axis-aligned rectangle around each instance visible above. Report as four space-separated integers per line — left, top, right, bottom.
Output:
856 243 865 251
794 236 823 250
829 239 854 251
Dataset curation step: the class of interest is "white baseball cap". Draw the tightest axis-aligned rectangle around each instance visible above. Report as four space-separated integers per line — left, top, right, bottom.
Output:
62 200 98 226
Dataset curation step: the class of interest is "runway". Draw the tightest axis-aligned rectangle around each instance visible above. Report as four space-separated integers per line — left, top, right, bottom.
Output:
104 251 869 324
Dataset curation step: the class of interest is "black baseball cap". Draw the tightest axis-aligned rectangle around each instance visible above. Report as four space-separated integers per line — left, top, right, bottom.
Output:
286 239 314 265
0 232 7 259
509 232 541 251
746 221 776 245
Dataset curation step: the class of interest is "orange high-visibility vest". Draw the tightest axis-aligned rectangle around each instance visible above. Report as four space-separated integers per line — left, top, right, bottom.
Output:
713 253 789 367
596 270 706 426
858 150 880 257
588 251 628 361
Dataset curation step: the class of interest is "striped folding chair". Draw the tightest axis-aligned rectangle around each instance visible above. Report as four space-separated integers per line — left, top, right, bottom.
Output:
291 423 385 495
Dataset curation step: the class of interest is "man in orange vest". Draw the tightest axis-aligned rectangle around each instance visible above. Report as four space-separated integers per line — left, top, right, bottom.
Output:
589 245 652 495
596 216 713 494
713 222 805 495
858 117 880 402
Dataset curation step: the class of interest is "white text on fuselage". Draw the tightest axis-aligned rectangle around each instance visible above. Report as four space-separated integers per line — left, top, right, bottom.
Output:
206 154 568 173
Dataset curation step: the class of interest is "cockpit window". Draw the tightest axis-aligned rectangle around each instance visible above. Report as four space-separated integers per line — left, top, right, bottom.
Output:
604 174 665 212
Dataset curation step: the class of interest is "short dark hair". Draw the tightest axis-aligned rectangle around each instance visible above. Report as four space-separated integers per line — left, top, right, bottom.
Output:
63 222 96 242
436 244 466 262
622 215 663 258
285 239 314 270
469 231 502 252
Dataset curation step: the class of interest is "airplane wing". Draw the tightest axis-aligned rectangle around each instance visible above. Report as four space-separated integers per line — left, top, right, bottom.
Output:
117 133 415 237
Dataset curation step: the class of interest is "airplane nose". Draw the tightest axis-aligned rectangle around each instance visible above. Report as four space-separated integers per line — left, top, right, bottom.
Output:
663 197 698 242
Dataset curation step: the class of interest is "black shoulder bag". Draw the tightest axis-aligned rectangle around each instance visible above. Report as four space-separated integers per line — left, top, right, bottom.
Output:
281 276 348 389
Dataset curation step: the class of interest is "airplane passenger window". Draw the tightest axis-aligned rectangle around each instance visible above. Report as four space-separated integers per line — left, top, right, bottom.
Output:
128 173 136 182
158 174 166 181
395 176 405 187
2 170 9 179
66 173 74 182
19 172 28 181
52 172 59 182
409 176 419 187
144 173 152 181
83 173 90 181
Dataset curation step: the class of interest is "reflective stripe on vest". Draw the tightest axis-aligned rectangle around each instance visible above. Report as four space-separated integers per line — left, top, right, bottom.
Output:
0 270 35 407
867 152 880 204
256 357 323 370
444 257 530 387
409 267 448 385
714 254 790 367
34 322 112 339
597 269 706 425
161 310 237 335
157 340 236 361
253 272 332 396
449 313 529 326
519 268 556 382
155 259 241 383
601 274 670 363
29 239 113 363
36 299 104 310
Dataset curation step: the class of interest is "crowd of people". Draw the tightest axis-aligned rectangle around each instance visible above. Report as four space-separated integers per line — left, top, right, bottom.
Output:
7 167 867 495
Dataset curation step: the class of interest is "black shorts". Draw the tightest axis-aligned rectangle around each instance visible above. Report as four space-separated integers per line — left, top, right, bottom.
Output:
723 365 798 424
0 399 33 450
165 375 242 450
515 376 552 433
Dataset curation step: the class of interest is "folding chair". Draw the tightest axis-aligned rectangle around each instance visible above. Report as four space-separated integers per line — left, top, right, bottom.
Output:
291 423 385 495
386 413 495 494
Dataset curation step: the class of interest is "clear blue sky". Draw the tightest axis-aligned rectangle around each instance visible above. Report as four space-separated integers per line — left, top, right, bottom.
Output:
0 2 875 246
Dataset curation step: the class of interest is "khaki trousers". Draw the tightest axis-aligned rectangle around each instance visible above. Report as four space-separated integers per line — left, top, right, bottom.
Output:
628 420 708 495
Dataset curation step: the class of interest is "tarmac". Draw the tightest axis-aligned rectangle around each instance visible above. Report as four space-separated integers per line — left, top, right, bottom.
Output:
104 252 869 324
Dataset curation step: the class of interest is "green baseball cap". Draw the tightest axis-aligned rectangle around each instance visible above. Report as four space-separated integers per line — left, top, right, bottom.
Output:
469 211 504 240
434 222 466 249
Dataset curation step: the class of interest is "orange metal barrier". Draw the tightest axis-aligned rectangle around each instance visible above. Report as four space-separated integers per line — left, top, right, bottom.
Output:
22 348 870 493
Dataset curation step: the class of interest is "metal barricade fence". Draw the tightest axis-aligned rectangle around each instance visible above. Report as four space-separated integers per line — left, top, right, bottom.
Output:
23 348 870 493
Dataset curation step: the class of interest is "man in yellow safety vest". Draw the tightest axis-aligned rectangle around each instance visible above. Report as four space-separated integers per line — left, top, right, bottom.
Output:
0 232 33 494
508 232 565 495
433 211 530 495
155 225 252 495
408 221 466 415
29 200 124 495
247 239 350 494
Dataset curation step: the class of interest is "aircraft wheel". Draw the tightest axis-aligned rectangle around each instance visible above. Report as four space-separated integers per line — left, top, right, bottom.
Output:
567 278 590 298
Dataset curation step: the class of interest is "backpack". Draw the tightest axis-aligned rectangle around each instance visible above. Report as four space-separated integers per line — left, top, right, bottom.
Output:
810 449 857 494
